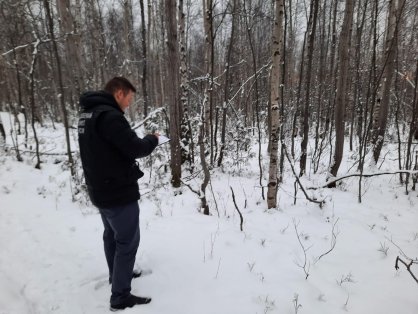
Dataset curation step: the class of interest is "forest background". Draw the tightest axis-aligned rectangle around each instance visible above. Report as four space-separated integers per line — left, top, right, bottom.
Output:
0 0 417 312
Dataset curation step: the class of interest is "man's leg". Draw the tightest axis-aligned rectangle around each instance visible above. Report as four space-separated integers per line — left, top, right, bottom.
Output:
99 201 140 306
100 213 116 283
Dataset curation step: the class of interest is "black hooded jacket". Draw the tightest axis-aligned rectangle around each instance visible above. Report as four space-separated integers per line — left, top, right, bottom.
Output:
78 91 158 208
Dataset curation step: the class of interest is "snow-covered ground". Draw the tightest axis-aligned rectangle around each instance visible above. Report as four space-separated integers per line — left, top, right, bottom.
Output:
0 123 417 314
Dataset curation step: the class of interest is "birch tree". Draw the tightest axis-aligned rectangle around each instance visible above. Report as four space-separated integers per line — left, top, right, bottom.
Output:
267 0 284 209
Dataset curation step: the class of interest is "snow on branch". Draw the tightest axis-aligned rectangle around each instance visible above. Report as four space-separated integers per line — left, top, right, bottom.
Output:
395 71 416 89
132 107 166 130
1 32 77 57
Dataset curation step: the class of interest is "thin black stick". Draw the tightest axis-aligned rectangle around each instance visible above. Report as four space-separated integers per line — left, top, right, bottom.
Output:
395 256 418 284
230 186 244 232
308 170 418 190
315 218 339 263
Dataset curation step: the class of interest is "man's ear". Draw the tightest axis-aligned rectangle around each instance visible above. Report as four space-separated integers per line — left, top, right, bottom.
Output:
114 89 123 101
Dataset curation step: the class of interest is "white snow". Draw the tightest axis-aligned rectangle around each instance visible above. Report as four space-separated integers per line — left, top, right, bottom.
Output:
0 123 417 314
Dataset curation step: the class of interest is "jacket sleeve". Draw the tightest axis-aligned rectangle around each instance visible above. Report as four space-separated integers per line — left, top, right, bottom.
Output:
97 111 158 159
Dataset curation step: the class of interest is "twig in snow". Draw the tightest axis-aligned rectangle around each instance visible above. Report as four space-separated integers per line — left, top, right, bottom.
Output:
209 179 219 217
293 219 311 279
315 218 340 263
395 256 418 284
181 179 199 195
343 293 350 311
336 273 355 286
378 242 390 257
214 258 221 279
387 236 418 284
293 293 302 314
230 186 244 231
386 236 418 262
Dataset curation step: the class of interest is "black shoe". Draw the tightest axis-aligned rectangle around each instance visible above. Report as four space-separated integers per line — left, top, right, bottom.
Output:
132 270 142 279
109 271 143 284
110 294 152 311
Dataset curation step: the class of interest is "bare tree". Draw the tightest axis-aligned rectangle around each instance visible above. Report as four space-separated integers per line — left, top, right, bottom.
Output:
372 0 406 163
202 0 215 162
165 0 182 187
267 0 284 209
218 0 237 167
43 0 74 176
328 0 356 185
179 0 193 167
139 0 150 118
56 0 84 100
299 0 319 177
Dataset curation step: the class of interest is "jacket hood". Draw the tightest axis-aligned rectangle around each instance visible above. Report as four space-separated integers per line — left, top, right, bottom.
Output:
79 91 123 113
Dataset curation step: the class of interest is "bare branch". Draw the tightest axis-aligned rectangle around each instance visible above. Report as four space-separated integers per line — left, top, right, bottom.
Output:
230 186 244 232
395 256 418 285
282 142 325 207
315 218 340 263
308 170 418 190
1 33 77 57
293 219 310 279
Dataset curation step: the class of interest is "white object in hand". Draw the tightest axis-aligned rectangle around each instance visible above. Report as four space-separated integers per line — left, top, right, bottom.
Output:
158 135 170 145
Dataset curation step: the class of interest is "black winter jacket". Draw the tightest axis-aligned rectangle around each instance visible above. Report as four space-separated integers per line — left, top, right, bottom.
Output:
78 91 158 208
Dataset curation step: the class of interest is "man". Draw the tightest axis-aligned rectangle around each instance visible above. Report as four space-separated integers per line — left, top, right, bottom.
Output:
78 77 158 311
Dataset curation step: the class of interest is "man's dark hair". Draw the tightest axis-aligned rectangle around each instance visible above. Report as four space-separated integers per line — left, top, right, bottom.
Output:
104 77 136 95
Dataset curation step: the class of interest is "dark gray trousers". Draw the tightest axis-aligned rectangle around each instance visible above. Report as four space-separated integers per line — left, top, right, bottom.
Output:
99 201 140 305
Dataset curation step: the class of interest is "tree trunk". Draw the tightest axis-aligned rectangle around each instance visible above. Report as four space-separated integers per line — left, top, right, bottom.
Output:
179 0 193 168
56 0 83 101
29 39 41 169
243 0 264 197
202 0 215 163
404 60 418 191
299 0 319 177
372 0 405 163
139 0 149 118
267 0 284 209
328 0 355 185
218 0 237 167
43 0 74 176
165 0 182 187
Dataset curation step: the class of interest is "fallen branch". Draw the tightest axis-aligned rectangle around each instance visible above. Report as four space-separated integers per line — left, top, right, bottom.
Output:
6 146 76 156
308 170 418 190
395 256 418 285
282 142 325 207
386 236 418 285
181 179 199 195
